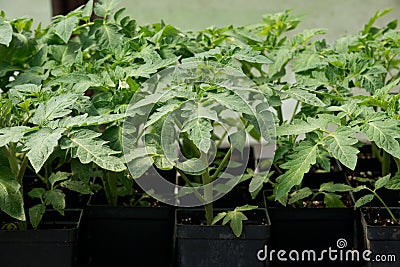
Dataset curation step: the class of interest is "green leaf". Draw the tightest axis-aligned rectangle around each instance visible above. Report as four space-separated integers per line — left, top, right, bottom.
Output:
61 180 93 194
357 66 386 93
375 174 391 190
54 16 79 43
319 182 353 193
0 17 13 46
269 48 292 78
49 113 125 129
0 176 25 221
182 118 213 153
385 173 400 190
24 128 64 173
49 43 81 67
234 205 258 212
374 79 400 98
354 194 374 208
362 8 393 35
82 0 94 18
145 103 181 127
289 187 313 204
233 47 272 64
325 126 359 170
324 193 345 208
276 119 319 136
285 88 326 107
29 204 45 229
61 129 126 172
275 141 318 204
31 94 79 125
28 188 45 199
208 90 253 115
362 120 400 158
125 48 177 78
211 212 227 225
0 126 29 147
49 172 70 188
249 171 272 197
94 0 122 17
93 22 121 50
293 52 326 72
229 211 248 237
44 189 65 214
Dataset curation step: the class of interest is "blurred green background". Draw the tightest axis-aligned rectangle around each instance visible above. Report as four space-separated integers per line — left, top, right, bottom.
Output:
1 0 400 43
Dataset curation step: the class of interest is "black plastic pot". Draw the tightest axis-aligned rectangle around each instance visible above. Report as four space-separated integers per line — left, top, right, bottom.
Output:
82 202 175 267
175 208 270 267
0 209 82 267
263 191 359 266
361 207 400 267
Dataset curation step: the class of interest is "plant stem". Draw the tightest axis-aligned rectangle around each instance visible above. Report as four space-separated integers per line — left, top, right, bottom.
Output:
16 155 28 192
176 168 205 204
202 170 213 225
7 144 19 176
216 130 228 149
393 157 400 174
104 171 118 206
381 150 391 177
371 142 379 159
288 100 300 123
210 147 232 182
372 190 399 224
277 106 284 124
371 143 391 176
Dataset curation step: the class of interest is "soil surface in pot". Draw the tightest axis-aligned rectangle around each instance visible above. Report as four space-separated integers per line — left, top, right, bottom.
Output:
362 207 400 226
177 209 268 226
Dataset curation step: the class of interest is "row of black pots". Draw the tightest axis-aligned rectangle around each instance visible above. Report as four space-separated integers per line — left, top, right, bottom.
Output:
0 198 397 267
1 202 397 267
1 145 399 267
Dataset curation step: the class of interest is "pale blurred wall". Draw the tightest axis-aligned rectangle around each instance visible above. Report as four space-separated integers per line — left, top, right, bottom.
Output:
1 0 399 43
1 0 52 25
120 0 400 43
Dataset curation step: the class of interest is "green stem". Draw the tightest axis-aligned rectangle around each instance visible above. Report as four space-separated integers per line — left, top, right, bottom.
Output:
16 155 28 191
394 157 400 174
371 143 391 176
371 142 380 159
202 171 213 225
381 150 391 177
7 144 19 176
210 147 232 182
216 130 228 149
73 21 94 32
288 100 300 123
104 171 118 206
277 106 284 124
176 169 205 204
372 190 399 224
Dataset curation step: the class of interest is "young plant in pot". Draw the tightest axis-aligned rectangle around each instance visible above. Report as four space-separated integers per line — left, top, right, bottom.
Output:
262 115 362 266
0 4 131 265
351 174 400 267
339 52 400 267
122 57 275 267
307 11 400 265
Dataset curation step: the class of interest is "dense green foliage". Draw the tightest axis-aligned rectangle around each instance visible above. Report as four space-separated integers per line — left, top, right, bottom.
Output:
0 0 399 231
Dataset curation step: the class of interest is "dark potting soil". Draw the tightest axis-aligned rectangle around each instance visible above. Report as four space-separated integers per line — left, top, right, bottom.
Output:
362 207 400 226
265 190 354 209
177 209 268 226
